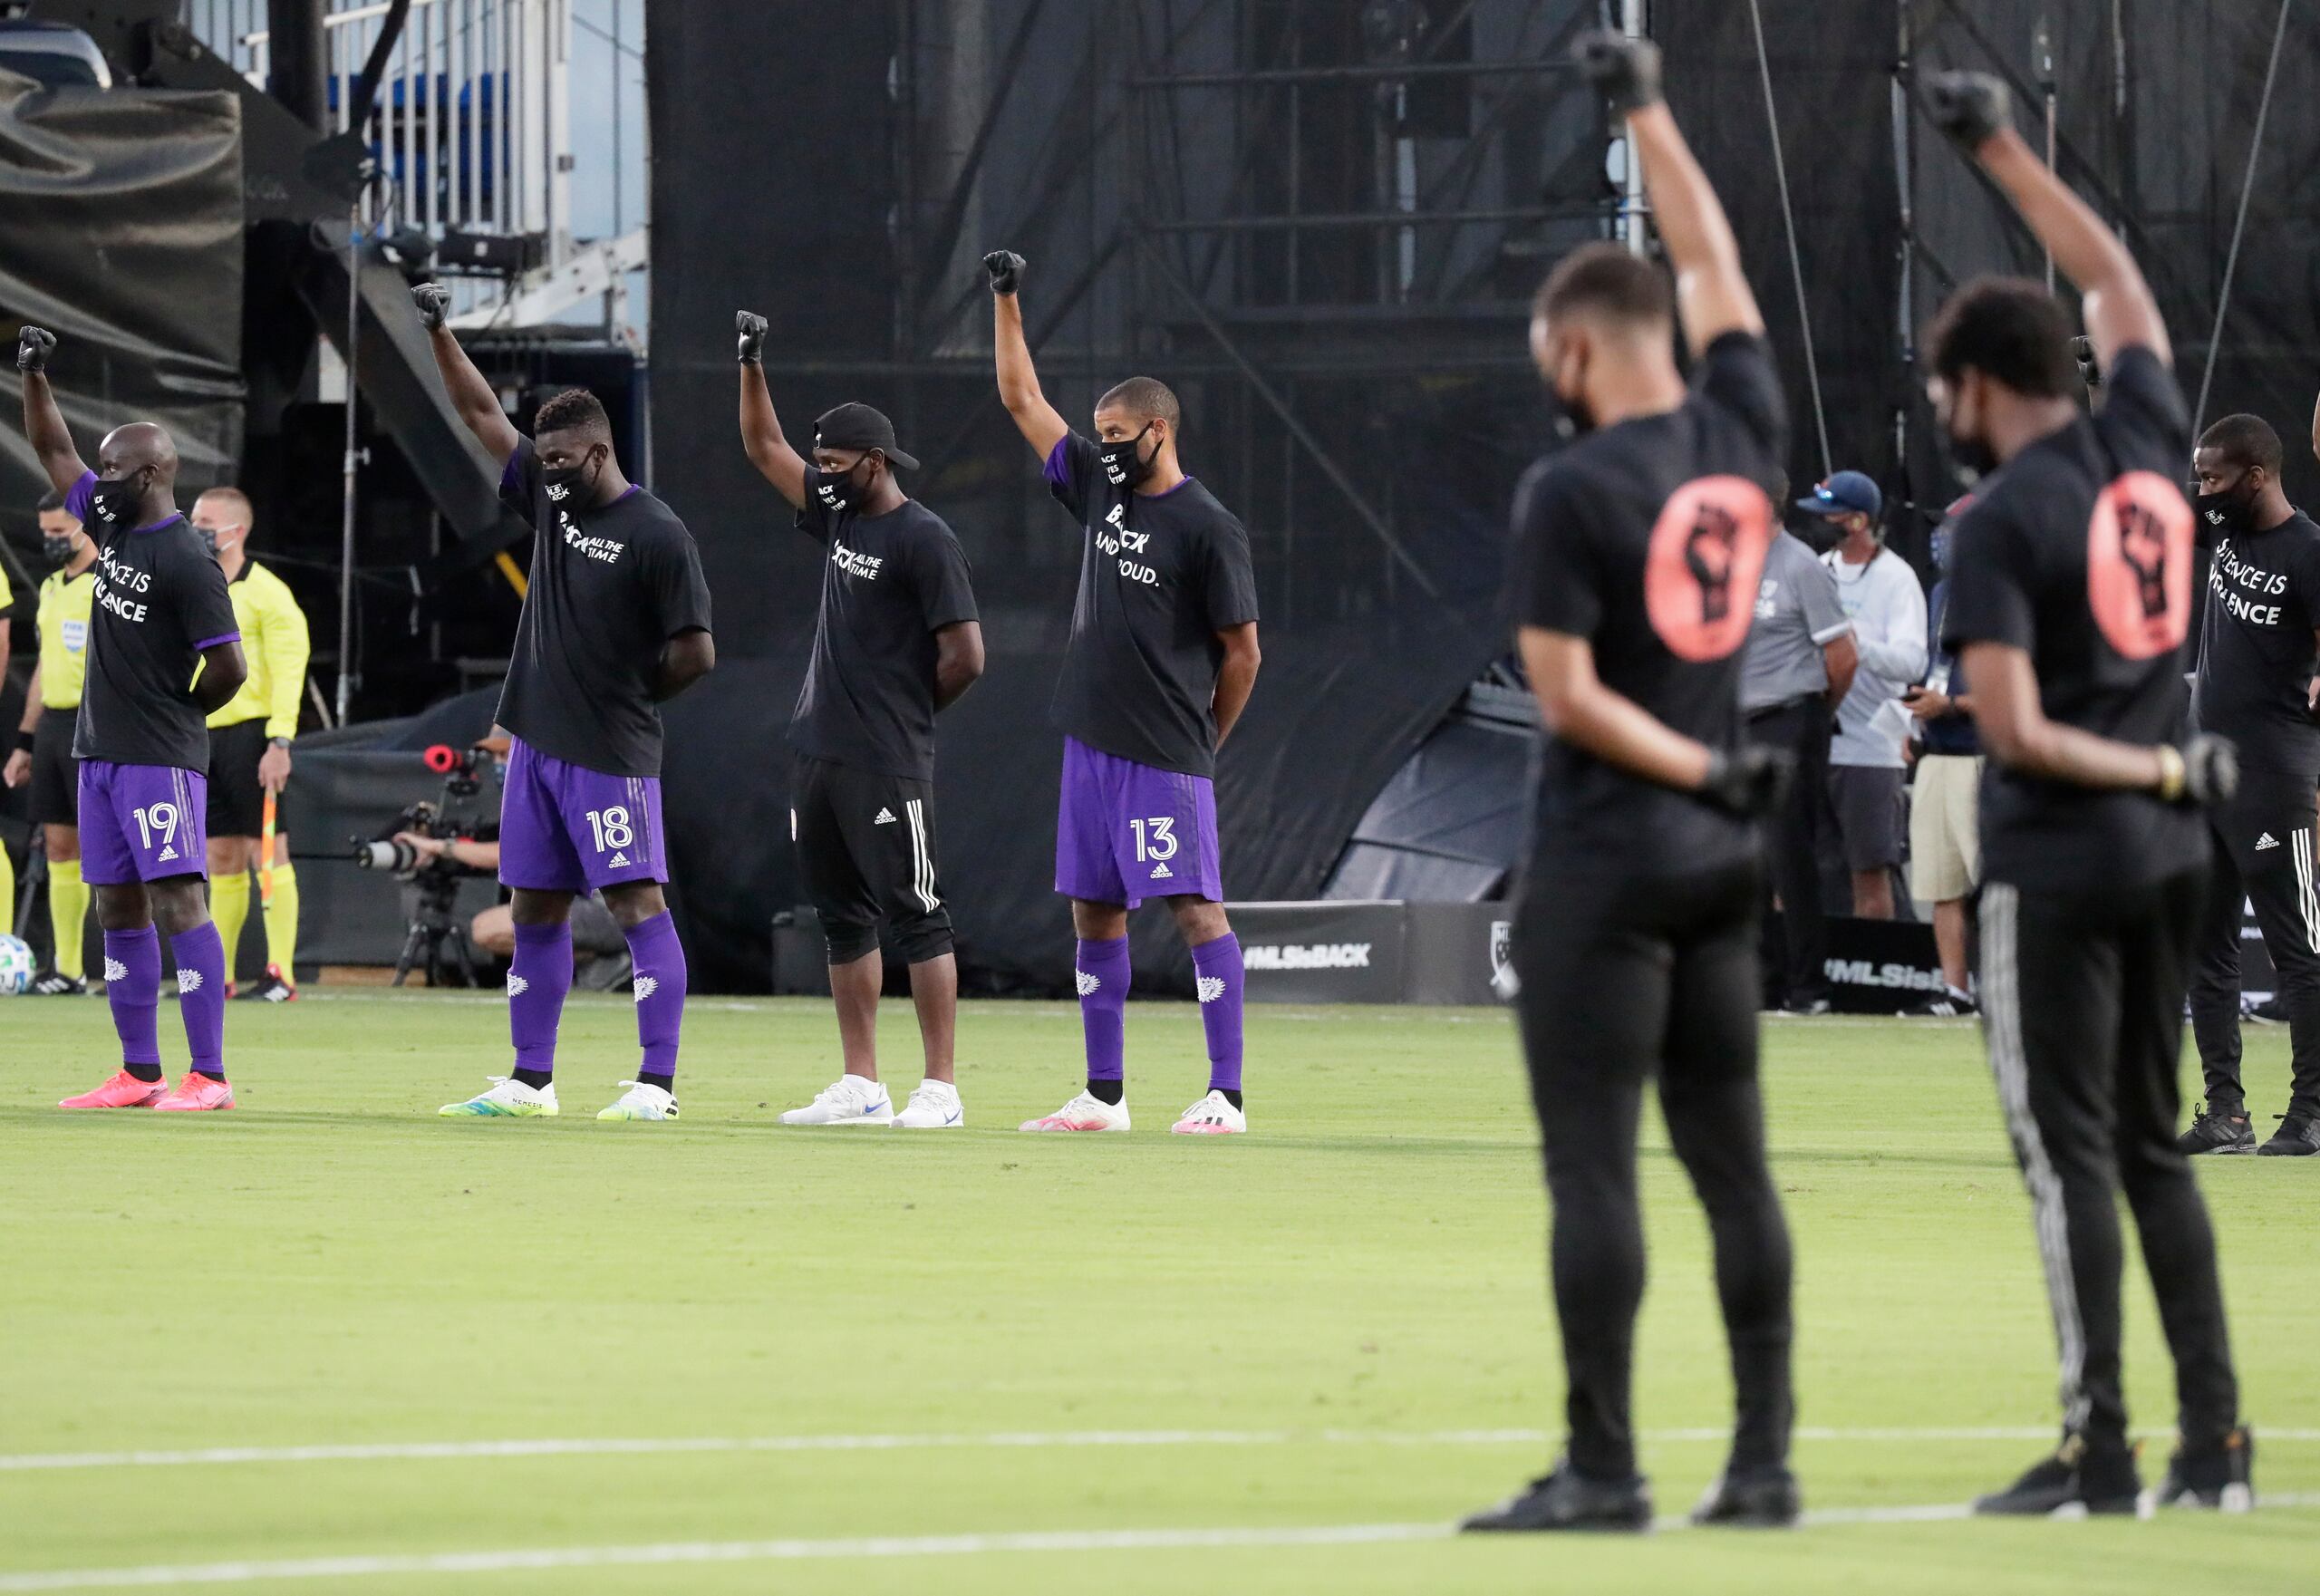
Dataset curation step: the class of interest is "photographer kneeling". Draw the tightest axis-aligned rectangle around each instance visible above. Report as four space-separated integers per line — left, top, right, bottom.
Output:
391 827 632 991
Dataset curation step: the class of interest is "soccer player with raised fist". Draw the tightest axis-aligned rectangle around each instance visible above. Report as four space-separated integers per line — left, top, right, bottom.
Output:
985 248 1262 1137
20 324 251 1112
1460 33 1800 1535
1924 70 2253 1516
419 286 717 1122
734 309 986 1129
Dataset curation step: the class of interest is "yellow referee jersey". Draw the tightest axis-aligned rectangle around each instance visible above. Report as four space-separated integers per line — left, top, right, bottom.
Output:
207 560 311 736
35 566 97 710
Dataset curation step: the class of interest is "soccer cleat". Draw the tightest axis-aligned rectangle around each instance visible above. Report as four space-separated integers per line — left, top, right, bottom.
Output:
60 1069 169 1110
778 1075 894 1126
1460 1464 1653 1533
152 1073 236 1112
2178 1104 2255 1156
32 970 88 997
1974 1436 2144 1517
1020 1089 1130 1133
2148 1427 2255 1513
1171 1088 1246 1136
596 1080 679 1121
439 1077 559 1117
1899 991 1977 1018
2257 1111 2320 1156
234 966 297 1003
1690 1464 1803 1527
894 1079 965 1129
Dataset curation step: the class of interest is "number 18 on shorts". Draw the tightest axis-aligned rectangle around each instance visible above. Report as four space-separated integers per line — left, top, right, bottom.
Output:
498 735 669 894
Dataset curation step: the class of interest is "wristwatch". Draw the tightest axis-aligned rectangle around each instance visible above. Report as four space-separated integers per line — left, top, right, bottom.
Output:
268 736 292 750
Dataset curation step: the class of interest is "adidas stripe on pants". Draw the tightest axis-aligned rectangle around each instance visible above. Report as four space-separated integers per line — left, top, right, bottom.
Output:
2189 761 2320 1117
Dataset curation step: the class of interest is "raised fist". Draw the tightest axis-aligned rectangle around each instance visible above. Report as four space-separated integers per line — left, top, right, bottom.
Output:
16 325 55 373
1924 72 2011 150
1572 31 1662 118
412 284 451 332
982 250 1025 296
736 311 768 364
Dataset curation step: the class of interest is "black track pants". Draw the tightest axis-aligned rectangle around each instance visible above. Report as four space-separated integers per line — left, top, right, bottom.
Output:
1513 858 1794 1482
1978 871 2239 1456
2189 764 2320 1117
1745 699 1832 1006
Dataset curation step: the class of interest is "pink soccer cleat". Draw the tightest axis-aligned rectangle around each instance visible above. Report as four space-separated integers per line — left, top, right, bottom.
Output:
1019 1089 1130 1133
1171 1089 1247 1136
60 1069 169 1110
152 1073 237 1112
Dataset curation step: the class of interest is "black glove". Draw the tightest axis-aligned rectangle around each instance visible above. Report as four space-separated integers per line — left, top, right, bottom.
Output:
2174 733 2238 808
736 311 767 365
1698 744 1794 818
1924 71 2011 150
982 249 1025 296
16 325 54 373
2070 335 2101 391
1571 31 1662 118
412 284 450 332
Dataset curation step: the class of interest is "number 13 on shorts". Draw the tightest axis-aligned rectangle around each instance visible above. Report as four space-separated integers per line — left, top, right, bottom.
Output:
1129 816 1177 863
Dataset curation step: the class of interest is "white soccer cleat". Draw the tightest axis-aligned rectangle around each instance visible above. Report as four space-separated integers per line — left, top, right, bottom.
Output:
1171 1088 1246 1136
779 1075 895 1126
894 1079 965 1129
1019 1089 1130 1133
596 1079 680 1121
438 1076 559 1117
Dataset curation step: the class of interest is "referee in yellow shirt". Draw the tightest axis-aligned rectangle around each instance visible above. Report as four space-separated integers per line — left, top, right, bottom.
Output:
190 488 311 1002
4 490 98 991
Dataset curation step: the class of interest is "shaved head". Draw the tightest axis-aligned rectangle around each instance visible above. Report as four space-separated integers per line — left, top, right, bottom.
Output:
100 421 179 481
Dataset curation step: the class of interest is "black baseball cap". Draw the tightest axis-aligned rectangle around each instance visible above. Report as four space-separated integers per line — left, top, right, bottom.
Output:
813 403 918 470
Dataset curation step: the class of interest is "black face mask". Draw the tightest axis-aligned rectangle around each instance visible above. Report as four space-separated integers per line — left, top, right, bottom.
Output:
43 534 77 566
194 524 219 556
88 468 148 529
542 448 604 508
2194 479 2259 538
1945 426 1998 487
815 456 872 516
1098 423 1156 489
1797 516 1842 555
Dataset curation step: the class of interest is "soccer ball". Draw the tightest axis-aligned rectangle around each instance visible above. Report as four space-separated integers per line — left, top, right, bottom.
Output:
0 934 34 996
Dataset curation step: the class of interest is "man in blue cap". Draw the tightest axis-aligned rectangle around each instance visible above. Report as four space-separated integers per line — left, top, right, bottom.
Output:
1800 471 1926 920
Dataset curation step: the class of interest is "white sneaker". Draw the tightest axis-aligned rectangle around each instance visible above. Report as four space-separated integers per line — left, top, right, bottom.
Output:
894 1079 965 1129
438 1076 559 1117
1171 1088 1245 1136
1019 1088 1130 1133
597 1079 679 1121
779 1075 895 1126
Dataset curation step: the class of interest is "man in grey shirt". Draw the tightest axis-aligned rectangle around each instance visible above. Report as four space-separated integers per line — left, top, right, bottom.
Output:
1743 515 1857 1011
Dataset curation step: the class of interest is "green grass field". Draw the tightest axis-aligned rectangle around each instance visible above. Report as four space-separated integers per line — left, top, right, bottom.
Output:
3 991 2315 1593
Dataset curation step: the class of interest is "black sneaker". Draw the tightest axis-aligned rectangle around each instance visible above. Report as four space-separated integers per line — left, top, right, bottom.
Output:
2257 1112 2320 1156
1782 996 1832 1017
1461 1463 1653 1533
2178 1104 2256 1156
1900 991 1977 1018
2151 1427 2255 1513
30 969 87 997
1974 1436 2142 1517
1690 1464 1802 1527
233 965 297 1003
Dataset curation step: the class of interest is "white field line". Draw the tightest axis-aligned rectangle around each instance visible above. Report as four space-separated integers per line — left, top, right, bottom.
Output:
6 1426 2320 1474
5 1497 2319 1591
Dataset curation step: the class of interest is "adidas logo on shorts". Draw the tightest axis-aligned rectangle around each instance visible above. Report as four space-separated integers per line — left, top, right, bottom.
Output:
158 846 178 862
2257 832 2281 851
1151 863 1174 879
874 808 897 825
608 851 631 867
1075 970 1101 996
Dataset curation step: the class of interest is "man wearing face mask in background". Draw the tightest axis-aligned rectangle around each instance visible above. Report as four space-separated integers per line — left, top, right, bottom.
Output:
2177 413 2320 1156
4 491 99 992
1897 498 1984 1017
986 248 1263 1137
420 285 717 1122
18 324 251 1110
734 310 986 1129
191 488 311 1004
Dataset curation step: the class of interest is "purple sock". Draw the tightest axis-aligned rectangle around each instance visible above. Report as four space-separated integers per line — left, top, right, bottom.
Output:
169 922 230 1079
624 910 687 1084
509 920 573 1078
1191 932 1245 1096
1077 934 1131 1085
104 926 163 1076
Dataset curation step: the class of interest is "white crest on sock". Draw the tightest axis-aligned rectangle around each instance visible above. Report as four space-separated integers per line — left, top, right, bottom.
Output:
1075 969 1100 996
1196 975 1225 1004
177 969 203 995
507 974 529 998
104 957 129 982
633 974 658 1003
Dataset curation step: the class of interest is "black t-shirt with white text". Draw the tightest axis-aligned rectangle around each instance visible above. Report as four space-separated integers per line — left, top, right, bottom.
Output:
496 439 714 779
64 470 239 771
1942 346 2203 890
2191 509 2320 781
1511 332 1788 878
789 471 981 782
1045 433 1261 779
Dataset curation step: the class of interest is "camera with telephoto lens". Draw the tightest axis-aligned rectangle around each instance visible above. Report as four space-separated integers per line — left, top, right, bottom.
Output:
349 744 497 877
350 743 504 988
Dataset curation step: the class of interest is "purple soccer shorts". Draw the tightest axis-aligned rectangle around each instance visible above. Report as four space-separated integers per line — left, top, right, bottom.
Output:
498 735 669 895
1053 736 1224 908
78 760 209 885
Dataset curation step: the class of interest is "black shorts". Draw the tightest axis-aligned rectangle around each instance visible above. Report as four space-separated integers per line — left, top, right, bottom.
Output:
206 718 282 838
791 752 953 965
28 711 77 827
